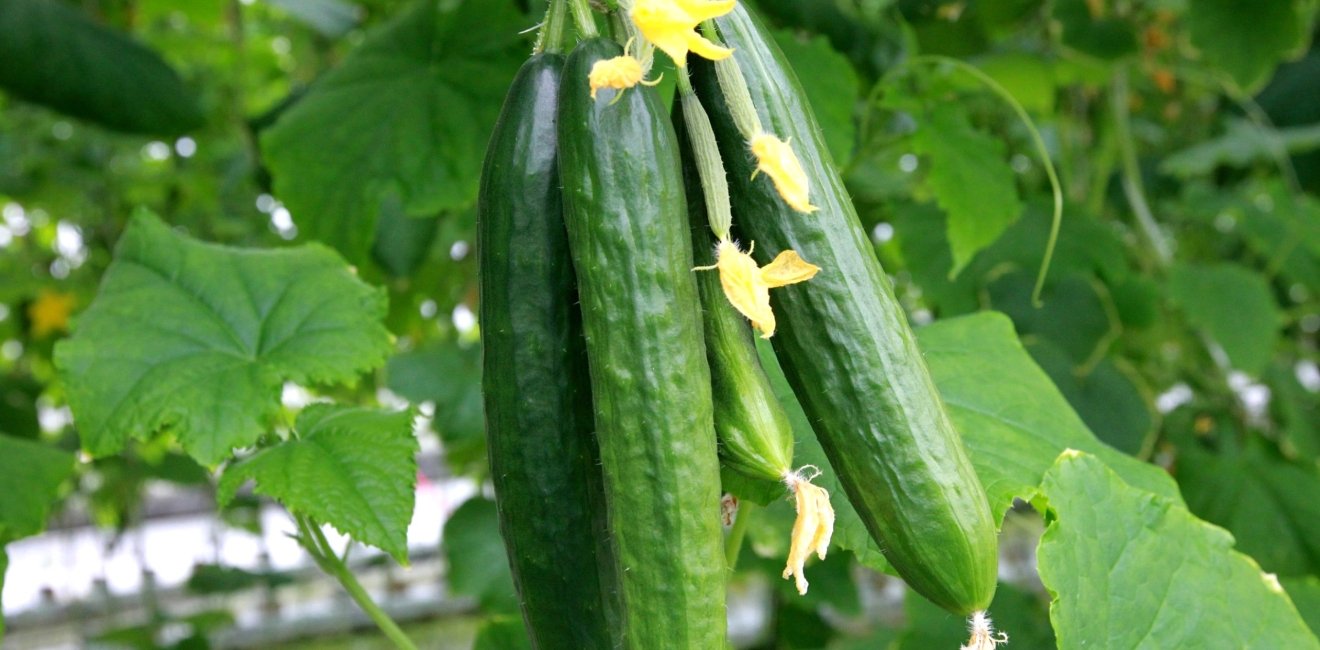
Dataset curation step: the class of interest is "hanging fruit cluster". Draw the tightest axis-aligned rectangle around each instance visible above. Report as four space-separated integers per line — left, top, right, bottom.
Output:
477 1 1003 648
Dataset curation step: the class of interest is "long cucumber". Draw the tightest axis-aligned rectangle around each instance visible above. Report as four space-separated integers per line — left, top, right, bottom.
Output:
558 37 727 648
691 6 1000 615
477 52 617 649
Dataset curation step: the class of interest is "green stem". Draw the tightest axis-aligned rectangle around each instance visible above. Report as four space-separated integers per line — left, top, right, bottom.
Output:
724 500 755 571
1111 68 1173 266
905 55 1064 307
295 514 419 650
534 0 570 55
567 0 598 38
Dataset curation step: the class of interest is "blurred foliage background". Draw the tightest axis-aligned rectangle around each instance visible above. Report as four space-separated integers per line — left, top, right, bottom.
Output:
1 0 1318 647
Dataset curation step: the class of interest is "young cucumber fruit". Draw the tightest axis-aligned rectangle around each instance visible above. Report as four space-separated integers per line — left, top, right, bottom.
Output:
558 38 727 648
692 6 1000 615
477 53 617 649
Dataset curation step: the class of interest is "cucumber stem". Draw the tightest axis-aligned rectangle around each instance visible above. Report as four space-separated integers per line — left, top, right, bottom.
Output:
567 0 599 38
534 0 571 55
680 88 735 240
294 513 419 650
700 20 763 139
724 499 755 571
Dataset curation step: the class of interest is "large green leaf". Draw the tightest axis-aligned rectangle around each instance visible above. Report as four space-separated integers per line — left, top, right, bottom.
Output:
1038 451 1320 648
773 30 858 165
1176 440 1320 577
921 312 1179 522
0 0 203 134
1188 0 1309 92
55 211 393 466
1285 577 1320 638
260 0 526 261
443 497 518 613
1052 0 1137 61
218 405 418 563
1028 341 1155 457
909 103 1023 276
1162 119 1320 178
1167 262 1280 375
0 435 75 543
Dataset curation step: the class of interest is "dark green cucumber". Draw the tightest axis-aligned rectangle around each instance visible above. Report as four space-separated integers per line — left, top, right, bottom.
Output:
692 7 999 615
477 53 616 649
674 98 794 484
558 38 727 649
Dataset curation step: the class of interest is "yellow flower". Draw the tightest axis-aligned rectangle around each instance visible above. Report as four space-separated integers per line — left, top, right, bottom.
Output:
588 54 661 100
782 468 834 595
694 239 818 338
630 0 736 68
750 133 817 213
27 289 76 338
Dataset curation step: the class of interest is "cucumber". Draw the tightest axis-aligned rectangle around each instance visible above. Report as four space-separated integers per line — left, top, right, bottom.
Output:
558 38 727 648
477 53 616 649
674 99 793 484
691 6 1000 615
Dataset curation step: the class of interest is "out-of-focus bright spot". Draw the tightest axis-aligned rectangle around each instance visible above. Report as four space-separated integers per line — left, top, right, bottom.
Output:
239 0 253 5
55 221 87 266
449 240 470 261
452 304 477 334
1290 283 1309 303
1227 371 1271 422
281 383 314 409
1 340 23 361
51 122 73 140
272 36 292 55
898 153 919 173
256 193 277 213
3 203 30 235
0 224 11 248
418 401 436 417
37 403 72 433
376 387 409 410
419 299 438 319
1214 212 1236 233
143 141 172 161
912 308 933 325
271 206 296 240
1011 154 1031 174
872 222 895 244
0 304 9 322
1156 382 1193 413
175 137 197 158
1301 313 1320 335
50 259 70 278
1253 192 1274 212
1298 360 1320 392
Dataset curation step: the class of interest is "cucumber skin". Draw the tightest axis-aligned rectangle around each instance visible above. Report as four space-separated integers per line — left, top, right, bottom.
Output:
692 7 999 615
674 100 794 484
558 39 727 648
477 53 617 649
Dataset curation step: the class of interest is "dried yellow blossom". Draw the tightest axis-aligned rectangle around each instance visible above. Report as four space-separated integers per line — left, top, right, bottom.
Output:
694 239 818 338
782 468 834 595
630 0 735 68
27 289 76 338
588 54 661 100
750 132 817 213
962 611 1009 650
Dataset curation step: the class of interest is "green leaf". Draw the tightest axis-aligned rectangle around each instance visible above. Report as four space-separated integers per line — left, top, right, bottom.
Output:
1176 440 1320 577
910 103 1023 276
371 197 440 277
1052 0 1138 61
1284 577 1320 638
443 497 519 613
55 211 393 466
1037 451 1320 648
0 0 203 134
1162 119 1320 178
1167 262 1280 375
1028 342 1155 457
917 312 1179 523
1188 0 1308 92
386 340 485 474
260 0 526 261
0 435 74 542
987 271 1114 364
473 616 532 650
218 405 418 563
185 563 293 594
773 30 859 165
265 0 360 37
1 545 7 639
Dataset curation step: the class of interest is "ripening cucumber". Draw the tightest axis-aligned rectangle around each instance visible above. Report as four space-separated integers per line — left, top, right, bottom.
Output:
557 38 727 648
691 6 1000 615
477 53 617 649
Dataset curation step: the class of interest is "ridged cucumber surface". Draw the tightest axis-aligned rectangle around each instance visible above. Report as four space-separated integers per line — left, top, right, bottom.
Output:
477 53 617 649
558 38 727 648
691 6 999 615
